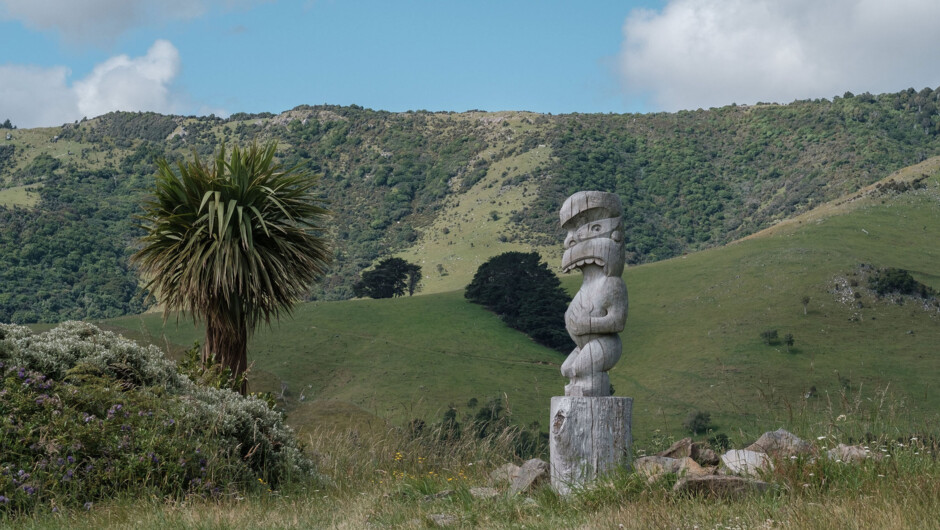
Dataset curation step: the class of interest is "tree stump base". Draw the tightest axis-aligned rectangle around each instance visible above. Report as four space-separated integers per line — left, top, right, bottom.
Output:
549 396 633 495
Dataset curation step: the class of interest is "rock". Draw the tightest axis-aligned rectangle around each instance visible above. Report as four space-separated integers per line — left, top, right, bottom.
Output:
422 490 455 502
469 487 499 499
677 457 712 477
746 429 814 458
826 443 880 463
635 455 714 484
658 437 694 459
427 513 459 527
489 463 521 485
634 456 681 478
657 437 720 466
694 445 721 466
673 475 772 498
510 458 550 495
720 449 773 477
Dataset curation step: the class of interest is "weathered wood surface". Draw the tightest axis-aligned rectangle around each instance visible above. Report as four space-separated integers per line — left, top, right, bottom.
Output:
559 191 627 397
549 396 632 495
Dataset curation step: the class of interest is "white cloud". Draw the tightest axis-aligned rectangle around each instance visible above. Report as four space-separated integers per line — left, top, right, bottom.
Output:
74 39 180 119
0 0 264 45
0 40 181 128
618 0 940 111
0 65 80 128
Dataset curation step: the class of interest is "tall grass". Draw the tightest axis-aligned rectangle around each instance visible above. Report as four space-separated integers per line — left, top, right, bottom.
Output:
6 399 938 529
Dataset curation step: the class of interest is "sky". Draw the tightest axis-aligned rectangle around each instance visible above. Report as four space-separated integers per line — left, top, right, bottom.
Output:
2 0 940 129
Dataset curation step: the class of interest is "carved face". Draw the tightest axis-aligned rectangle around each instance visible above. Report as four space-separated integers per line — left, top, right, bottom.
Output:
560 192 625 277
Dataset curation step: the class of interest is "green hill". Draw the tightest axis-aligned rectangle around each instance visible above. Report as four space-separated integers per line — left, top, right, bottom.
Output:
103 159 940 446
4 88 940 322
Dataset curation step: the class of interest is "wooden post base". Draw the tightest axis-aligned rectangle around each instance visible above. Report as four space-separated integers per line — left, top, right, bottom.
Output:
549 396 633 495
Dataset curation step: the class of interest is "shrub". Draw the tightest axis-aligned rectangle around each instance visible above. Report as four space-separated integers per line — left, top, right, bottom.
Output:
683 410 712 434
465 251 571 352
760 329 779 345
0 322 320 516
868 267 935 298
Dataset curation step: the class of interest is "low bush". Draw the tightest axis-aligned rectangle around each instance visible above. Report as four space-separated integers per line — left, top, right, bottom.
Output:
0 321 320 516
682 410 712 434
868 267 935 298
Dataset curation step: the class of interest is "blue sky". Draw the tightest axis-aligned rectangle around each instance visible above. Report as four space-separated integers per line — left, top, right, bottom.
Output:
3 0 940 128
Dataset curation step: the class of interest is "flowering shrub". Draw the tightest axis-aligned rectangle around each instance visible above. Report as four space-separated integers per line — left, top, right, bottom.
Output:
0 322 319 516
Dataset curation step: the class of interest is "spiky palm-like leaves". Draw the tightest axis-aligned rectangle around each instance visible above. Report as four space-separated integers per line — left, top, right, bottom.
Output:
133 143 331 391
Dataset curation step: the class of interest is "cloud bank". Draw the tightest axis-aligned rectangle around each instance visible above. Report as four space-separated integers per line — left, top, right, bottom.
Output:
619 0 940 111
0 0 262 44
0 40 181 128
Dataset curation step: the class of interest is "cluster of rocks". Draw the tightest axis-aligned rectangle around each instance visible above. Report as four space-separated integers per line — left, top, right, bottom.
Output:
424 429 879 526
634 428 880 497
423 458 548 526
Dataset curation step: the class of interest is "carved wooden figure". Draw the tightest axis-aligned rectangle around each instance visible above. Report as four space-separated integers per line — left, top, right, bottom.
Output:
551 191 633 495
559 191 628 397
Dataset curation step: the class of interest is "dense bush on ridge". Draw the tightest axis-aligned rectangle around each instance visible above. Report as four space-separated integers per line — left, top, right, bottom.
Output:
0 321 319 516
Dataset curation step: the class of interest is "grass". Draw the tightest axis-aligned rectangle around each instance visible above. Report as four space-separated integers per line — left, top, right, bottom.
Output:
395 117 558 294
104 292 566 432
102 165 940 448
0 184 41 207
5 424 939 529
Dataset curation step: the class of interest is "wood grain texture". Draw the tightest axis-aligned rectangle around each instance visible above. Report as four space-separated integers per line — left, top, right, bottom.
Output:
549 396 632 495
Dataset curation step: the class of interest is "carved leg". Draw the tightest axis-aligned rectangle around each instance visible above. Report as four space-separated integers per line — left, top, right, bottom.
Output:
565 372 609 397
560 346 580 378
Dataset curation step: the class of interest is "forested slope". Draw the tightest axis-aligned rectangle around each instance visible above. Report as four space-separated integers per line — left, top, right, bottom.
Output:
2 87 940 323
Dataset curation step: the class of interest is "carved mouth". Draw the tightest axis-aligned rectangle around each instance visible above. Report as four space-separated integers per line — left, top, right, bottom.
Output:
563 256 606 273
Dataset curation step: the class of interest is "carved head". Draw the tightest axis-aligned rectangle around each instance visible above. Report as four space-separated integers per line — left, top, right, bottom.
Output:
560 191 625 277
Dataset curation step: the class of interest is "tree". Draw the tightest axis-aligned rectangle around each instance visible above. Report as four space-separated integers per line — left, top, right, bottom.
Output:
465 251 571 351
133 142 331 393
801 295 810 315
784 333 794 353
353 257 421 298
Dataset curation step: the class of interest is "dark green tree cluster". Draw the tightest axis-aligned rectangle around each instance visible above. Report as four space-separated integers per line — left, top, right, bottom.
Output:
0 165 147 323
353 257 422 298
868 267 935 298
465 251 571 352
0 144 14 173
1 118 13 129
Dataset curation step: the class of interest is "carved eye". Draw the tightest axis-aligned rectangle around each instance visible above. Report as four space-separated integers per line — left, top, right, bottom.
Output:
591 224 601 232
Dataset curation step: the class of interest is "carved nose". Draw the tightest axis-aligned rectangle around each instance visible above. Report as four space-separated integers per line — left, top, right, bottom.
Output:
565 234 577 248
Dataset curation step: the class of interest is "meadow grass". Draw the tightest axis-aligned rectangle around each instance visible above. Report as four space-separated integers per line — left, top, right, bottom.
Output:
0 184 41 207
5 417 938 529
394 129 558 294
103 171 940 448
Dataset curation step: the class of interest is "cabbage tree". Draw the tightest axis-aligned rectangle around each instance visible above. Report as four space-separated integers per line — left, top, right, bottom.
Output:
133 143 331 392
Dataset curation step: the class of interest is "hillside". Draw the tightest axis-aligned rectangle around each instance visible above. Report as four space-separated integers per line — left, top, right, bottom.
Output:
103 159 940 446
3 87 940 322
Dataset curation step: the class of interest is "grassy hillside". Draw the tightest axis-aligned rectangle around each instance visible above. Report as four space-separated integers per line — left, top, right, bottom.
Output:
5 88 940 322
103 159 940 446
